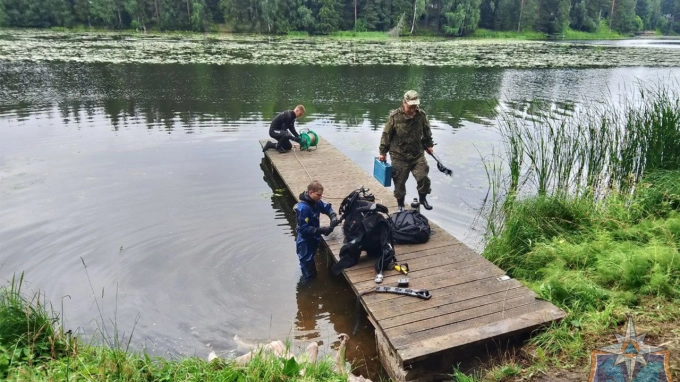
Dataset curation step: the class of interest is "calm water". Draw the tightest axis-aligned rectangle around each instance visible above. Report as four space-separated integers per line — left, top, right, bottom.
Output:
1 58 679 377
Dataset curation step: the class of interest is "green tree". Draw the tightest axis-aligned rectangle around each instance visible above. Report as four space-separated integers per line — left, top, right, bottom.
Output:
260 0 278 32
295 4 315 30
536 0 570 33
124 0 151 30
611 0 639 32
314 0 341 33
410 0 426 33
190 0 211 30
441 0 481 35
0 0 7 26
90 0 116 26
358 0 389 30
48 0 74 26
73 0 91 25
570 0 598 31
3 0 28 26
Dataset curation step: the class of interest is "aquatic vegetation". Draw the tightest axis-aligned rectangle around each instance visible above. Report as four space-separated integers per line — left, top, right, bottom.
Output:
0 29 679 67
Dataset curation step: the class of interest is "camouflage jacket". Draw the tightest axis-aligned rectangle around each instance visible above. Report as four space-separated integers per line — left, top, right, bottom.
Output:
379 107 434 161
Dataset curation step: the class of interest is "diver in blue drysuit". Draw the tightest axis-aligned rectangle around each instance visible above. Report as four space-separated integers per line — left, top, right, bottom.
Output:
295 182 339 279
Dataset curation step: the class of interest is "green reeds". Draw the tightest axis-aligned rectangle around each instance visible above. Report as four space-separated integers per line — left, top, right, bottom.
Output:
0 273 72 377
478 81 680 373
0 273 351 381
486 81 680 236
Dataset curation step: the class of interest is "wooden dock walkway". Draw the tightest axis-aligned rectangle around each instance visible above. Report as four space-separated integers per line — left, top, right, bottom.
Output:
261 136 565 381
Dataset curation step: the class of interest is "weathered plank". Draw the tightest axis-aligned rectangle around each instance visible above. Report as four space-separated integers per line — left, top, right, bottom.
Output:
260 137 565 380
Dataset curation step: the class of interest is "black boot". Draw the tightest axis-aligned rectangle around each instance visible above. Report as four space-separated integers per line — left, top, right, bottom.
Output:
262 141 276 152
397 197 405 212
419 194 433 210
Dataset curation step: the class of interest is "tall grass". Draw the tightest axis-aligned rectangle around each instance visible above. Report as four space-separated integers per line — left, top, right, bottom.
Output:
0 274 72 378
0 274 350 381
492 82 679 208
480 81 680 371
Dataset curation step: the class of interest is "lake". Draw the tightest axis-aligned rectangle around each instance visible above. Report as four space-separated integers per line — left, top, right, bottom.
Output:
1 31 679 378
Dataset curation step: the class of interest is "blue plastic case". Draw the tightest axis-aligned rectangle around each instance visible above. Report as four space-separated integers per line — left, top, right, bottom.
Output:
373 158 392 187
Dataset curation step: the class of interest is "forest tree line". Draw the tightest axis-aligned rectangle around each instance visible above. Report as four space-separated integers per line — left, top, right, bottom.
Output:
0 0 678 36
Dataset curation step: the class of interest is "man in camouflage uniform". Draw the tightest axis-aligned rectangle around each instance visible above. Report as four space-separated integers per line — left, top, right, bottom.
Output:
378 90 435 212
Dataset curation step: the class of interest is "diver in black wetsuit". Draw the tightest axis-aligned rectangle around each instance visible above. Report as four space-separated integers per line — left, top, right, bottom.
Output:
262 105 306 153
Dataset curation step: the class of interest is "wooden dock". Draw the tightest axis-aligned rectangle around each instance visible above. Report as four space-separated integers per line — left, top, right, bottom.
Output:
261 136 565 381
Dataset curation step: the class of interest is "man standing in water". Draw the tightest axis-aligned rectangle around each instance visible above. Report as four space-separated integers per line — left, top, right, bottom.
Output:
378 90 435 212
262 105 306 153
295 181 338 280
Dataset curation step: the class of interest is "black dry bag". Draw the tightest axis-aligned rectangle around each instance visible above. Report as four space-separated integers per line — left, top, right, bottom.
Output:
390 210 431 244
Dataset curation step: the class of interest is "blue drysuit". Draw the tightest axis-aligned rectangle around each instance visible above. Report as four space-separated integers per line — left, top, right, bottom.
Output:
295 191 336 279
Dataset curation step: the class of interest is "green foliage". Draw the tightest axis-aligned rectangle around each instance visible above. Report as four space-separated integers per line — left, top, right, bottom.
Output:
442 0 482 36
536 0 571 33
611 0 642 33
0 274 72 378
0 0 7 27
467 27 546 38
0 275 348 381
482 85 680 366
315 0 342 34
563 22 623 38
1 0 676 36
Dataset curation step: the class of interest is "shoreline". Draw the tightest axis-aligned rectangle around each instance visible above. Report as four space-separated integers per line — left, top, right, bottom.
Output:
2 26 679 42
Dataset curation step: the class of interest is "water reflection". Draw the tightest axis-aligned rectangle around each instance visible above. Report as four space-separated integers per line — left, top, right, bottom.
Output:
259 157 380 378
1 62 502 130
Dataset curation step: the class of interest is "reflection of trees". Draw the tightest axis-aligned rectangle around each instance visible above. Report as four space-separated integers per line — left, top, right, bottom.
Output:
1 62 503 133
496 69 611 121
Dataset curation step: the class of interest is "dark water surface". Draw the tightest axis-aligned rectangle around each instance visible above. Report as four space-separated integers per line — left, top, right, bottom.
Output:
1 61 679 378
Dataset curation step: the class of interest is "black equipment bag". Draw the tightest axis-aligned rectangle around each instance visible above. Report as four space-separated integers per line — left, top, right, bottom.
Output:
331 187 396 275
389 210 431 244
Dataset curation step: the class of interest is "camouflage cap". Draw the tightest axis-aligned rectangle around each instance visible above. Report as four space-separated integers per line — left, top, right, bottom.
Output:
403 90 420 106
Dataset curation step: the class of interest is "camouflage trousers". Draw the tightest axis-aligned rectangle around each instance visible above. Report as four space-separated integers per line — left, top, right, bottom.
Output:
390 154 431 200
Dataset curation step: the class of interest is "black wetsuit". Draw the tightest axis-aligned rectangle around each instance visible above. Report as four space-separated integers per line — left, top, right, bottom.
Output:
269 110 299 151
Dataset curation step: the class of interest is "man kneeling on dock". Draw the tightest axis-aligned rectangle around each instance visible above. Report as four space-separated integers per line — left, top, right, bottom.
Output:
262 105 306 153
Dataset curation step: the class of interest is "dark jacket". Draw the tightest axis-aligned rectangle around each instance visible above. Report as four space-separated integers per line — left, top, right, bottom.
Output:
270 110 299 138
295 191 335 243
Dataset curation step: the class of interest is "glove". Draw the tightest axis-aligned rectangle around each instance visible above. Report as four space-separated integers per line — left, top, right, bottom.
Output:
319 226 334 236
329 212 339 227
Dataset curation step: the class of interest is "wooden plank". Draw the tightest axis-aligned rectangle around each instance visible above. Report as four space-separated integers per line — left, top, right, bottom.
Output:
345 246 484 281
336 243 472 275
396 304 566 363
354 265 507 294
385 295 541 340
369 278 525 318
380 286 534 330
352 258 502 289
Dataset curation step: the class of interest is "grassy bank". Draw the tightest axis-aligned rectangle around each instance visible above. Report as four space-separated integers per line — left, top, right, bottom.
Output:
467 84 680 380
0 274 348 381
